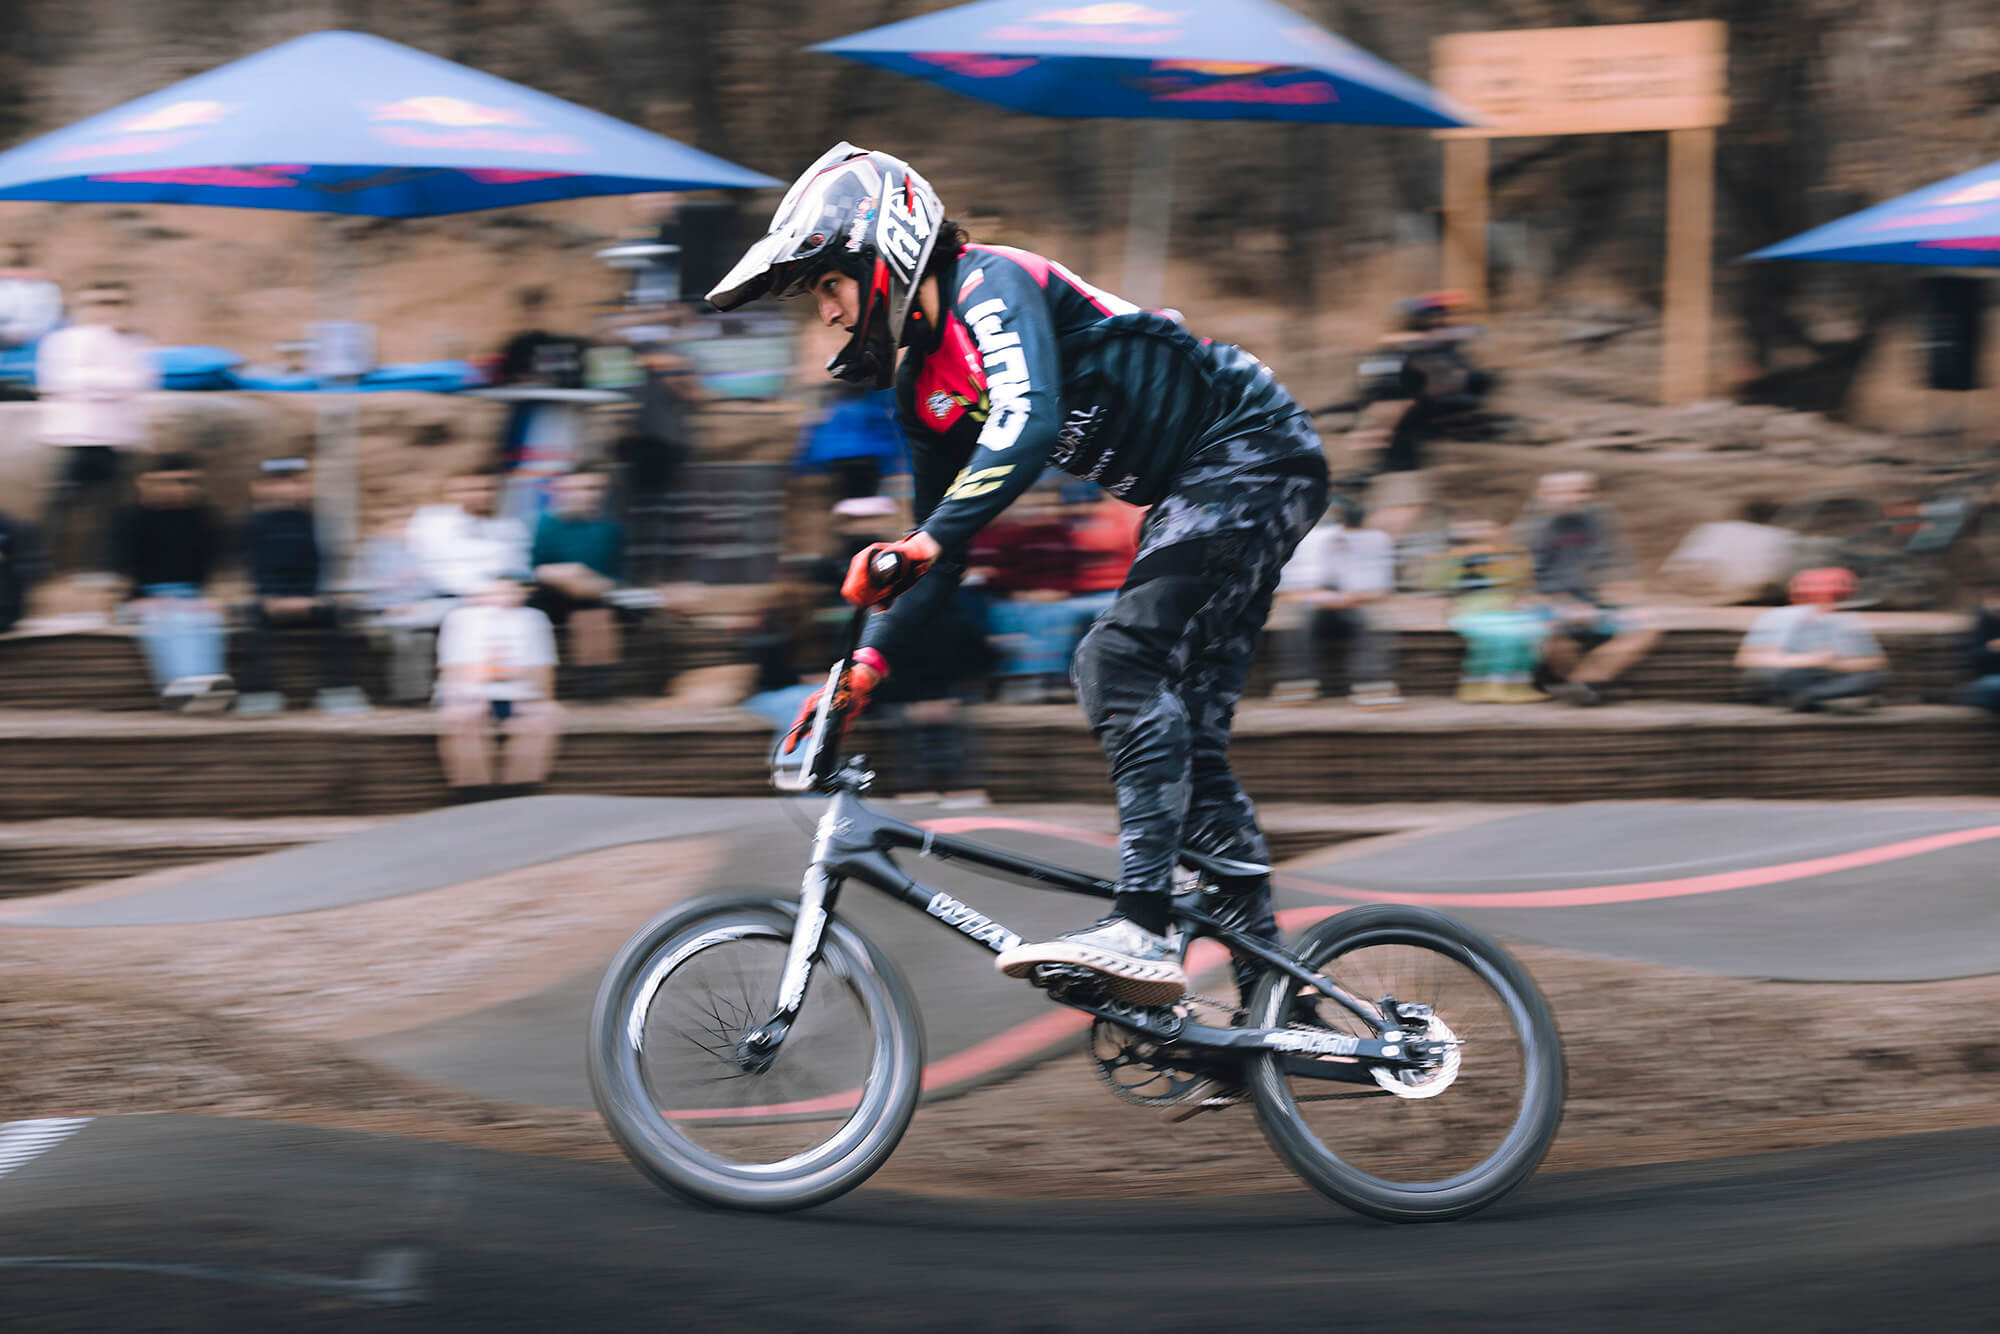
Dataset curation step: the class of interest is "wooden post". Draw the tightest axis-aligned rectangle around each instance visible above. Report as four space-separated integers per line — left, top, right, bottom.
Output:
1662 126 1716 406
1441 137 1489 308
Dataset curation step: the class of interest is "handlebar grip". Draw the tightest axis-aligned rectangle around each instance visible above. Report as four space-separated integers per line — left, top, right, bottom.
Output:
870 550 908 586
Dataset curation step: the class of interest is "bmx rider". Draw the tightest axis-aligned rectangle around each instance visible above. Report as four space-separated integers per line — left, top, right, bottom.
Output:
708 144 1328 1007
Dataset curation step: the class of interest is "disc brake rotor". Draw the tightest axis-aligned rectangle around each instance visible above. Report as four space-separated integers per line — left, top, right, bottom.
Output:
1371 1015 1462 1100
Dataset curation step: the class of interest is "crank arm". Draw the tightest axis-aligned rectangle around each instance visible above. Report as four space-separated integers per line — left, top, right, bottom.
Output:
1070 997 1429 1072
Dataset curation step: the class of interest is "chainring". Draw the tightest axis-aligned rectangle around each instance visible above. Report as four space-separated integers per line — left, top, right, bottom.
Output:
1089 1018 1202 1106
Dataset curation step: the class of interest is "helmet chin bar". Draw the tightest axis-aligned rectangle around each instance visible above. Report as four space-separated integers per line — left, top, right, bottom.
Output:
826 257 899 389
826 320 895 389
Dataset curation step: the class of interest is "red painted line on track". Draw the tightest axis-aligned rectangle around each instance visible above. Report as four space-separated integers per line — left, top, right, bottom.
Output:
1277 822 2000 910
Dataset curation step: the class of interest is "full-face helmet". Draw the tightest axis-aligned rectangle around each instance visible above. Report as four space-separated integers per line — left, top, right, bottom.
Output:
708 142 945 388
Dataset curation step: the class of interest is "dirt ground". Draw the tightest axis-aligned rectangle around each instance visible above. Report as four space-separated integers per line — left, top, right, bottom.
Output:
2 838 1995 1201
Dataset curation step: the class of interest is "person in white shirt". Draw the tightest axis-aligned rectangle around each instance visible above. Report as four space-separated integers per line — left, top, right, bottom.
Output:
36 280 159 578
435 572 562 799
1269 495 1401 707
405 469 531 599
375 468 532 704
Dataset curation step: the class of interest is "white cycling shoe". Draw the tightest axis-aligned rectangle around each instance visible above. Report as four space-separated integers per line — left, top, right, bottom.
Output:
996 915 1189 1007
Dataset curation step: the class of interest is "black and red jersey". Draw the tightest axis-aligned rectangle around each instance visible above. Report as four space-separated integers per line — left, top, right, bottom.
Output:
892 244 1308 557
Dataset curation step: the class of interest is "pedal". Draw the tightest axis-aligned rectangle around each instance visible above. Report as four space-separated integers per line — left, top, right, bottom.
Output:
1029 963 1106 1002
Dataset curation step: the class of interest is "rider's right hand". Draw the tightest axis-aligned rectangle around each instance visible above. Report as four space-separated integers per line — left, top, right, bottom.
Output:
782 647 889 754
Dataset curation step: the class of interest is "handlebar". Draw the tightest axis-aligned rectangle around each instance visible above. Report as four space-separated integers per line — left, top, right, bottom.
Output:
770 600 874 794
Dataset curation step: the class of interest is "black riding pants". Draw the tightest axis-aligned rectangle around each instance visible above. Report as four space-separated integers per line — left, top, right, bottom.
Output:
1071 435 1327 936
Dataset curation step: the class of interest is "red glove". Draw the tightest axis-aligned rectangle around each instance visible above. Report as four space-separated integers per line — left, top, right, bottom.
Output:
841 534 938 607
782 648 889 754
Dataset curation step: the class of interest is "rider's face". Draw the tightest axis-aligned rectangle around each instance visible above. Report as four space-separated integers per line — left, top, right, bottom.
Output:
811 270 860 332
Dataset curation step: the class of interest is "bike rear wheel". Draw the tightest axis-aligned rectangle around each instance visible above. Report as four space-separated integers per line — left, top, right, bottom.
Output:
588 895 923 1212
1245 906 1564 1222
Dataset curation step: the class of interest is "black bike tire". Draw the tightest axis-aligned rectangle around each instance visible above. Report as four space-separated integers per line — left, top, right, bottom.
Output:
1244 905 1565 1223
588 894 924 1213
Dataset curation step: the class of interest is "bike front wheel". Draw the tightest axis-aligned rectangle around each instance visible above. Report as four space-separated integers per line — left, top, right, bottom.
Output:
1245 906 1565 1222
588 895 924 1212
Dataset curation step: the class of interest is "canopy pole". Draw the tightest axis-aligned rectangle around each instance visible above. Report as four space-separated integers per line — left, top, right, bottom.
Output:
1122 120 1177 309
314 216 361 580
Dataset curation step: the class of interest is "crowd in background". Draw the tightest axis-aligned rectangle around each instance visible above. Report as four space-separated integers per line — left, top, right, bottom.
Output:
3 266 1999 807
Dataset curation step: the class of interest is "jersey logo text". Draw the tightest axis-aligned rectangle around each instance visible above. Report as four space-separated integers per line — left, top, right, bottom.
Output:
964 296 1031 451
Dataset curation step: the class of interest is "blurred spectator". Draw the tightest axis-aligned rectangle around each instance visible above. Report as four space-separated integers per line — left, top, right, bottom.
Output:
971 486 1082 701
1737 567 1886 713
1269 495 1400 707
234 457 368 717
110 453 232 712
1958 587 2000 717
0 506 46 634
1348 292 1491 541
491 287 588 488
614 318 702 583
1441 519 1548 703
37 279 159 580
530 466 626 700
794 384 907 502
880 584 994 806
375 467 530 703
1065 488 1142 602
1520 470 1661 707
436 573 562 799
0 243 63 351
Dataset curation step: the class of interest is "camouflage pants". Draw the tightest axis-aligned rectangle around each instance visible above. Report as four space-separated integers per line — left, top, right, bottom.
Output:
1072 430 1328 931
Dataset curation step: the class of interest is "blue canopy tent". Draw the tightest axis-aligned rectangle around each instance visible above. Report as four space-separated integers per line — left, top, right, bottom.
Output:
0 29 779 555
814 0 1473 305
1747 159 2000 266
0 29 777 213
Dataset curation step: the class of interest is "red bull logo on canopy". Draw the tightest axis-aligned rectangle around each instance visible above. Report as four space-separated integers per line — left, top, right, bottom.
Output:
988 3 1187 45
118 100 236 134
368 96 542 128
364 95 585 155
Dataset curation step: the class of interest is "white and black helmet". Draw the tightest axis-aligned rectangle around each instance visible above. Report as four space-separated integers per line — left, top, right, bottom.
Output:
708 142 945 388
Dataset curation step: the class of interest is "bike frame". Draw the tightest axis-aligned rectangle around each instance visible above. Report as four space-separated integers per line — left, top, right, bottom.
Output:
750 762 1418 1088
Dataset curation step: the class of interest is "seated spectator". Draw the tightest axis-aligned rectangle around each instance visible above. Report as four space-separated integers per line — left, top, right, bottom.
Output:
970 486 1082 701
1269 495 1400 707
1519 470 1661 707
1441 520 1547 703
1959 588 2000 717
1063 486 1141 612
435 573 562 800
110 453 232 711
376 467 529 703
0 504 45 634
530 467 627 700
234 457 369 716
1737 567 1886 713
879 584 994 806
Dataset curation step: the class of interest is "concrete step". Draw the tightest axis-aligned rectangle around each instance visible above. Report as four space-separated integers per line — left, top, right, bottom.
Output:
0 701 1992 820
0 618 1973 713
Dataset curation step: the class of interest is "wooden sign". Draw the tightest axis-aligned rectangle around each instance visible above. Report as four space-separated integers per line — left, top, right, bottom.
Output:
1434 20 1727 139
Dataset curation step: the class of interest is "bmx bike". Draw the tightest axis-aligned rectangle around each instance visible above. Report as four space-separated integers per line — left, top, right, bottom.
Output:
1777 454 2000 609
588 589 1565 1221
